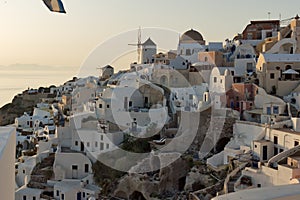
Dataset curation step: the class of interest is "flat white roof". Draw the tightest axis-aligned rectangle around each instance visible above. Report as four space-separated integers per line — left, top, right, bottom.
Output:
15 186 43 195
55 179 81 192
212 184 300 200
263 53 300 62
0 127 15 159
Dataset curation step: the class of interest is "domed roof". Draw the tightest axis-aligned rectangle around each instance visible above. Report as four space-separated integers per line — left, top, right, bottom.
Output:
180 29 205 44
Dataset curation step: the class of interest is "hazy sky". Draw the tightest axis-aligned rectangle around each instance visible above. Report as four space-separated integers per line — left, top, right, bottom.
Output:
0 0 299 69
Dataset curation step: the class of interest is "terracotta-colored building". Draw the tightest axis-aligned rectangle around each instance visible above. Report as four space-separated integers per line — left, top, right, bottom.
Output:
241 20 280 40
226 83 257 112
198 51 225 67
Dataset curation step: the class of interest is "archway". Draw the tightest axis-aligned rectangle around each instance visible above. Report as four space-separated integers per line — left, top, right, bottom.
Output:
160 75 168 86
129 191 146 200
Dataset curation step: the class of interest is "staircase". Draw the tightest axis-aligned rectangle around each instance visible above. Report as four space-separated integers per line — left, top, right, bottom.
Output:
223 162 248 194
289 103 299 117
267 145 300 167
27 153 55 189
227 171 241 193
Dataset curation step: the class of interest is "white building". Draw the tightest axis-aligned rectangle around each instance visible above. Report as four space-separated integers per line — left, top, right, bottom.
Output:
15 106 54 133
207 121 265 169
243 86 290 125
140 38 157 64
72 77 98 114
54 179 100 200
170 84 209 112
177 29 206 64
53 148 100 200
232 44 257 74
15 186 43 200
96 72 168 136
53 151 93 180
212 184 300 200
209 67 234 93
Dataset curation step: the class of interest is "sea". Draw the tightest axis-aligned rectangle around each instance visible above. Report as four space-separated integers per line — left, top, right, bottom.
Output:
0 64 78 107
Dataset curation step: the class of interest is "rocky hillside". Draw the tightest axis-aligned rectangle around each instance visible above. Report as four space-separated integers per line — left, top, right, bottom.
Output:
0 92 55 126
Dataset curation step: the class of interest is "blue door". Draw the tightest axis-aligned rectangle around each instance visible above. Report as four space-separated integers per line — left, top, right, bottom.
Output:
267 107 271 115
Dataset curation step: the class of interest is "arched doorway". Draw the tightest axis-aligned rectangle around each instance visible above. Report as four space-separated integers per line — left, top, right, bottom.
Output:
129 191 146 200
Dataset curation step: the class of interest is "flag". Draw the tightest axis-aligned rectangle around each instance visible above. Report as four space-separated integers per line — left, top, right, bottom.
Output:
43 0 66 13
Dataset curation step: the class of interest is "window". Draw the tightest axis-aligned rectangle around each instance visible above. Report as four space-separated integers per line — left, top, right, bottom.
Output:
246 63 253 72
186 49 191 55
273 106 279 114
56 190 59 197
99 104 102 109
101 135 103 141
214 77 217 83
270 73 275 79
247 33 253 40
87 142 90 147
107 104 110 108
61 194 64 200
72 165 78 170
83 192 86 198
23 196 26 200
85 164 89 173
295 141 299 147
204 57 208 62
106 143 109 149
263 145 268 160
100 142 104 150
231 71 235 76
189 94 193 100
220 79 223 83
254 144 257 148
95 142 98 147
23 170 25 174
75 141 78 146
33 197 36 200
274 136 278 144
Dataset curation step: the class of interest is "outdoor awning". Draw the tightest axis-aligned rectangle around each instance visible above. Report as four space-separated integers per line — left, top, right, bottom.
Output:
282 69 299 75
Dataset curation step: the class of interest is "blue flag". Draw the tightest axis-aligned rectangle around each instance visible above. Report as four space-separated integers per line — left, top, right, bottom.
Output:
43 0 66 13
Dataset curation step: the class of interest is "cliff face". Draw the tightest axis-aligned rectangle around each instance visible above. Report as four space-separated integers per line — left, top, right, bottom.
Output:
114 157 190 200
0 92 55 126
